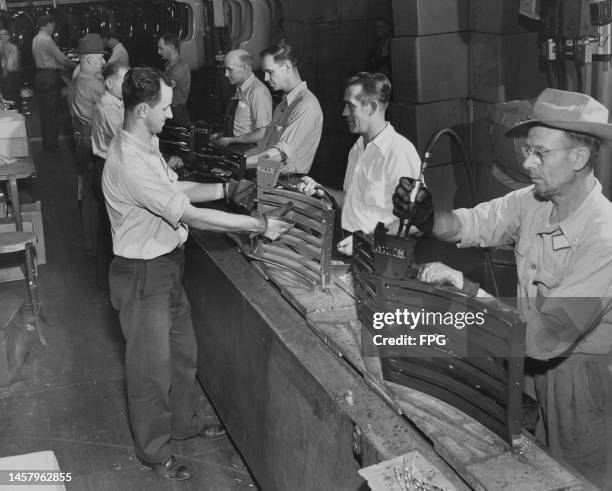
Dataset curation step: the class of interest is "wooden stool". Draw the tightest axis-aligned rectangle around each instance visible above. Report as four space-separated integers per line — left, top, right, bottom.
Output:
0 231 46 345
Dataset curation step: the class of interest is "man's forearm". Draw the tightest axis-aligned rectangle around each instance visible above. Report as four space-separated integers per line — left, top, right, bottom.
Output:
245 147 282 167
177 181 224 203
181 206 264 234
232 127 266 145
432 210 462 242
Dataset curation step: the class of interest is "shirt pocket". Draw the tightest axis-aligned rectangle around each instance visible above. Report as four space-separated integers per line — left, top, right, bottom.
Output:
533 264 563 309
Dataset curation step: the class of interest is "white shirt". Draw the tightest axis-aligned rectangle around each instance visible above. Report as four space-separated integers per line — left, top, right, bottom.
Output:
342 123 421 233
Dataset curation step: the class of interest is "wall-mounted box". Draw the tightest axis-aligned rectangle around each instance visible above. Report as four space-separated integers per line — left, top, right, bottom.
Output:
391 33 469 103
392 0 468 36
469 32 548 103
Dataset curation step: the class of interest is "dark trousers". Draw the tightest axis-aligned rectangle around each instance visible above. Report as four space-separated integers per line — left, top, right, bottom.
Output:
109 252 204 464
92 155 112 288
34 69 62 149
535 353 612 490
1 71 21 108
74 139 97 252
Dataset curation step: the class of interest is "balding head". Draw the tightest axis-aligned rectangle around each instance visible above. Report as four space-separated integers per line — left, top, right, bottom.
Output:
224 49 254 85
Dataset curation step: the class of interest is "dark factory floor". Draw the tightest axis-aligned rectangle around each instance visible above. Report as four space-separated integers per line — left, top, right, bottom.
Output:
0 131 257 490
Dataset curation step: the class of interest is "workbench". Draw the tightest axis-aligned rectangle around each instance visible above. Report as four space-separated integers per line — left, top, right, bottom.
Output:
184 231 592 491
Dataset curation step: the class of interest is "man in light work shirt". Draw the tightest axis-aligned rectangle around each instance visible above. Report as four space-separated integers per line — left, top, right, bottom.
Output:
69 33 106 255
70 34 106 138
103 32 129 67
0 29 21 107
393 88 612 489
91 62 128 289
91 63 128 162
157 33 190 123
298 72 421 255
32 15 76 150
245 41 322 175
212 49 272 147
102 67 291 480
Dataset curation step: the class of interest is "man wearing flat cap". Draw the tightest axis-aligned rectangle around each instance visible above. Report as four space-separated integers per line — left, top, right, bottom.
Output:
32 15 76 151
69 33 106 256
393 88 612 489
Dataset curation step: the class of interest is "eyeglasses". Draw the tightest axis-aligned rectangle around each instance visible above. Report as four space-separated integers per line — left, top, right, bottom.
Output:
521 144 577 163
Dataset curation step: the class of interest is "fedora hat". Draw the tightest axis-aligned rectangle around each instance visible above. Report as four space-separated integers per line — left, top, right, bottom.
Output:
506 88 612 141
78 33 105 55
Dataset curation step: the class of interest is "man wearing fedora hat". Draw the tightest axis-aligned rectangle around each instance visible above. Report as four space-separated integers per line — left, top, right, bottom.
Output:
392 88 612 488
69 33 106 256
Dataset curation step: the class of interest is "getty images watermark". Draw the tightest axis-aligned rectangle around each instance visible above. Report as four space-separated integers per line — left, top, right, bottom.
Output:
359 293 523 358
360 296 608 359
362 307 485 357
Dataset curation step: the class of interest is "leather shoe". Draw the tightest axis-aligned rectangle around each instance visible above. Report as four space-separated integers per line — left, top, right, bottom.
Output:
195 422 227 439
144 455 193 480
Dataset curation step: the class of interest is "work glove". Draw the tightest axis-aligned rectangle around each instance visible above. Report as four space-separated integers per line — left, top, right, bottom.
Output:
392 177 435 235
226 178 257 212
251 202 295 241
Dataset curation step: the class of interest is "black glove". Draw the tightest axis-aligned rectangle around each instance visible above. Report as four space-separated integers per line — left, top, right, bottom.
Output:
392 177 435 235
227 178 257 212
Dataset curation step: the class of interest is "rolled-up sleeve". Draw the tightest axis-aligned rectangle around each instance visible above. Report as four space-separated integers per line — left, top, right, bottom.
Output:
123 166 190 228
251 87 272 129
453 187 529 248
49 42 70 66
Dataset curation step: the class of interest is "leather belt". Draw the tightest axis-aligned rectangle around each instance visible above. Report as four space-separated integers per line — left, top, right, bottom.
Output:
161 243 185 257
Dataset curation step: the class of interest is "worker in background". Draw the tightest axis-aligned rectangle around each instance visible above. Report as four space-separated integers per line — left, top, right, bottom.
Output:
0 28 21 109
157 33 190 123
298 72 421 255
366 20 392 76
103 32 129 67
69 33 106 256
102 67 292 481
211 48 272 148
90 62 129 289
32 14 76 151
245 41 323 174
393 88 612 490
